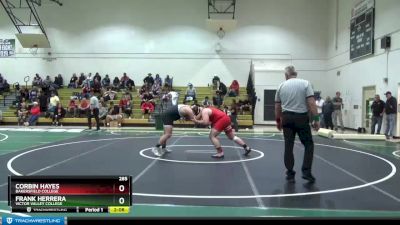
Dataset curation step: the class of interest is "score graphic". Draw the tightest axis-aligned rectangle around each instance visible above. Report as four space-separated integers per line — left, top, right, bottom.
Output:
8 176 132 214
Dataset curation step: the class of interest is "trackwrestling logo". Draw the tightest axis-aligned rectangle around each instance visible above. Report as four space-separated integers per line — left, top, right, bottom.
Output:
2 217 65 225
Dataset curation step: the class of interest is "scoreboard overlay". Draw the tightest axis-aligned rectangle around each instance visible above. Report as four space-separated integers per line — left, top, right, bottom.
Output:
8 176 132 214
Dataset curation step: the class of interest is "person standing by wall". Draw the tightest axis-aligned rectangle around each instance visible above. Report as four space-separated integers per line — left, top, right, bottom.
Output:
322 96 334 130
332 91 344 132
275 66 319 183
370 94 385 135
384 91 397 139
315 92 325 128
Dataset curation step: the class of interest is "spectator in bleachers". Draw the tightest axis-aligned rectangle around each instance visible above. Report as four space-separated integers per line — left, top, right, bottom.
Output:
93 79 102 94
0 73 3 83
120 73 130 89
68 96 78 118
106 101 123 127
32 74 42 87
143 73 154 87
141 90 154 107
154 74 162 86
112 76 120 91
119 95 132 119
151 81 161 97
238 99 251 115
126 78 135 92
51 103 66 126
29 87 38 102
139 84 148 97
25 102 40 126
82 74 93 89
78 95 90 117
17 102 28 126
141 100 154 119
42 75 53 88
228 80 240 97
68 73 78 88
212 75 220 90
164 75 173 88
78 73 86 86
214 81 227 108
102 74 111 89
99 101 108 126
54 74 64 89
38 92 49 113
184 83 197 104
202 96 212 107
123 91 132 101
103 87 117 101
3 79 10 93
93 73 101 83
48 92 60 114
19 87 29 103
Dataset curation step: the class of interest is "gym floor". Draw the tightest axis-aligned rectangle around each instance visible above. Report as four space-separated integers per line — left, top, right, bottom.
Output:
0 127 399 217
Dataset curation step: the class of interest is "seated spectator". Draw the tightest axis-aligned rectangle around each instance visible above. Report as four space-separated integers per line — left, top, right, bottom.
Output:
102 74 111 88
164 75 173 88
119 95 132 119
19 87 29 103
184 83 196 104
32 74 42 87
126 78 135 91
1 79 10 93
68 73 78 88
82 75 93 89
143 73 154 87
106 101 123 127
42 75 53 88
25 102 40 126
212 75 220 90
51 103 66 126
78 96 90 117
160 85 170 105
123 91 132 101
202 96 212 107
93 72 101 83
54 74 64 89
48 92 60 114
154 74 162 86
151 82 161 97
213 81 227 108
120 73 130 89
29 88 38 102
141 90 154 107
112 76 120 91
0 73 3 83
139 85 148 97
68 96 78 118
141 100 154 119
17 102 29 126
228 80 240 97
238 99 251 115
99 101 108 125
103 88 117 101
78 73 86 86
93 79 102 94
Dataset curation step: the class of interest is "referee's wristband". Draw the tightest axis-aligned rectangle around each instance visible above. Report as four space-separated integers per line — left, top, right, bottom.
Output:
312 115 320 122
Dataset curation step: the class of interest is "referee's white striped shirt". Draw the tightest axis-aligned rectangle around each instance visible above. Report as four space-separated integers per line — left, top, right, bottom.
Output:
275 78 314 113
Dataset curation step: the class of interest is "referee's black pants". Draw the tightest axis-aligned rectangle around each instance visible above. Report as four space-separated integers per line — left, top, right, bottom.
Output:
88 108 100 130
282 112 314 173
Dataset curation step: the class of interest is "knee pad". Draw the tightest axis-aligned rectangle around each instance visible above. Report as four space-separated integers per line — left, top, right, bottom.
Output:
233 136 240 141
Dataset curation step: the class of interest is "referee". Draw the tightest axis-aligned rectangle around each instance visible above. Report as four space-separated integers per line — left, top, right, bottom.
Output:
88 89 100 131
275 66 319 183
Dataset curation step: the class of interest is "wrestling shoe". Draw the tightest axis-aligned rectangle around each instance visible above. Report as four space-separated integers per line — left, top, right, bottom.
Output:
244 147 251 156
211 153 224 158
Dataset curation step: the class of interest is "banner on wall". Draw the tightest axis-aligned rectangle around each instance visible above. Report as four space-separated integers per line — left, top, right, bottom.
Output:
0 39 15 57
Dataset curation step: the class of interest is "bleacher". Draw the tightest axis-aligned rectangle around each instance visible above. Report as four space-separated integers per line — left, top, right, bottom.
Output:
0 86 253 128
